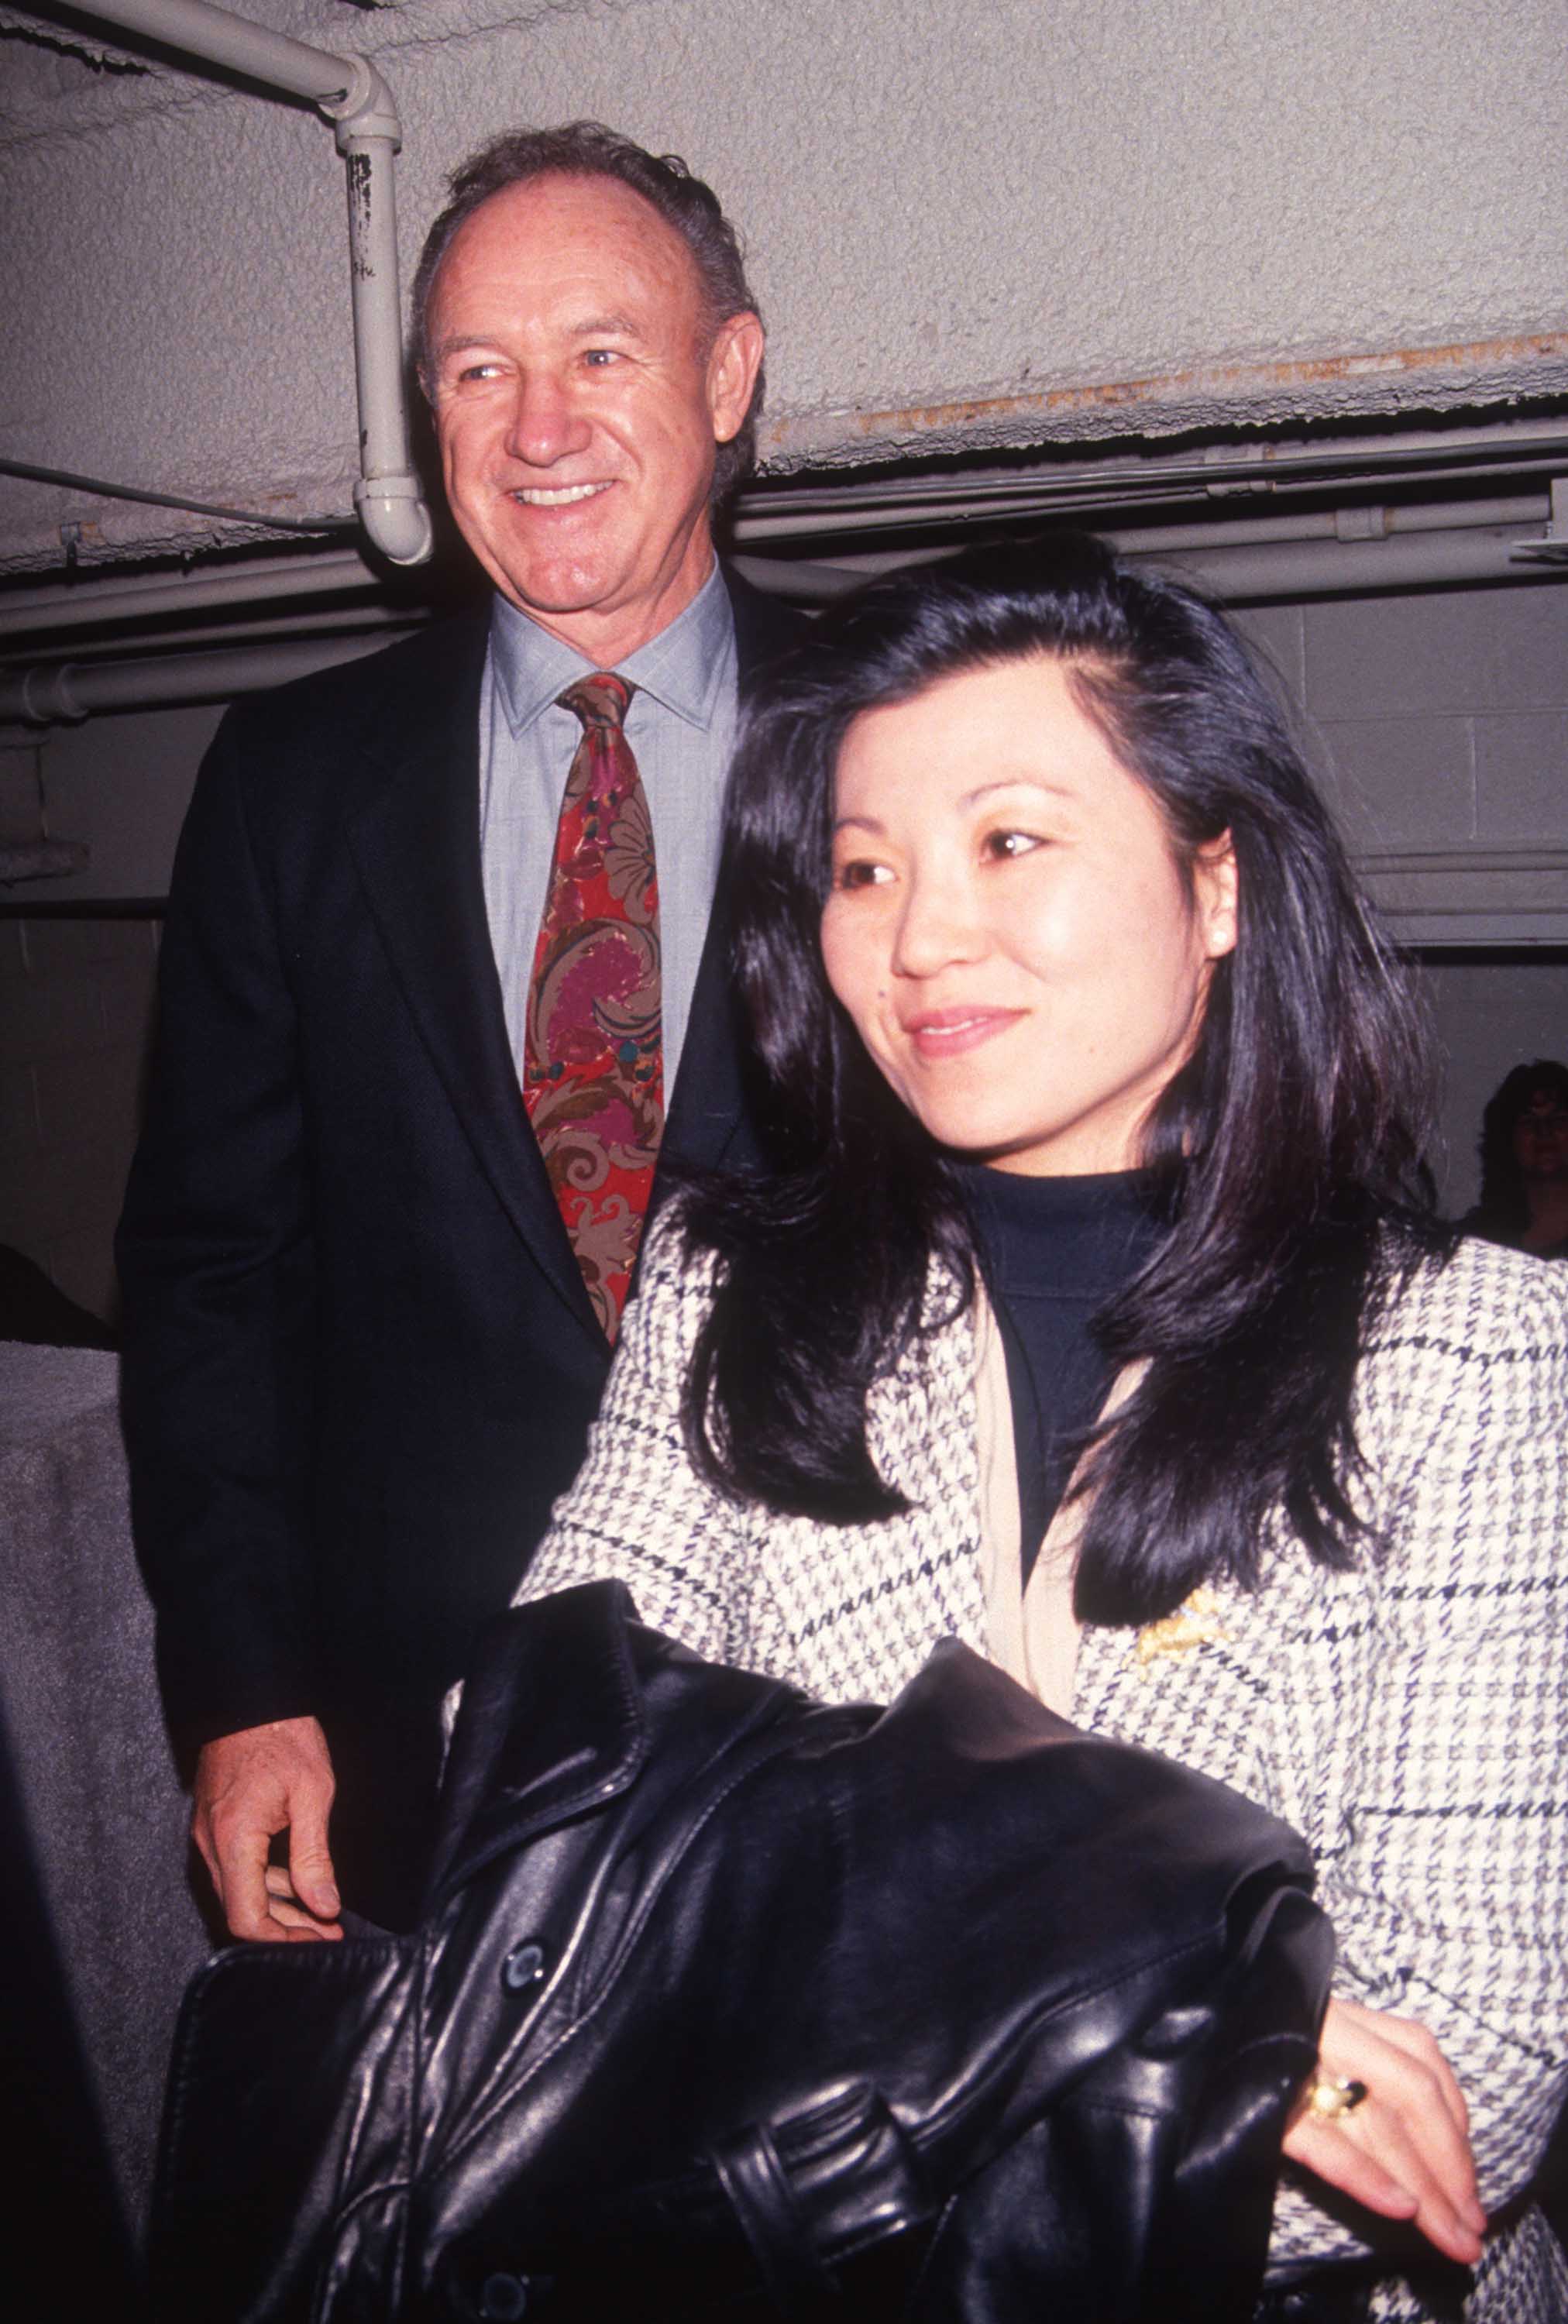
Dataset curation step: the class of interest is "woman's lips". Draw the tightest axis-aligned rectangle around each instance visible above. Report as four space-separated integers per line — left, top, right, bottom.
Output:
901 1006 1025 1060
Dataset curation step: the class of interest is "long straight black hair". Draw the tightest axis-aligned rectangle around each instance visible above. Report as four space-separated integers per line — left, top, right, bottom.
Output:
680 533 1446 1625
1472 1058 1568 1241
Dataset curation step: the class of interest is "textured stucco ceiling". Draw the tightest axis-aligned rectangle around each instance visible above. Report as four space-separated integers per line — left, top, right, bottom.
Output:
1 0 1565 569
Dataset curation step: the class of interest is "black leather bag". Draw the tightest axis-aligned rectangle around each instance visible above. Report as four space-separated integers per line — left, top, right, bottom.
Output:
150 1583 1332 2322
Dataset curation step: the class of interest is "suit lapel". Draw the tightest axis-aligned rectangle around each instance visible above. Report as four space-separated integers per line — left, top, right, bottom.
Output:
345 576 806 1328
660 571 808 1181
344 615 598 1336
662 885 754 1175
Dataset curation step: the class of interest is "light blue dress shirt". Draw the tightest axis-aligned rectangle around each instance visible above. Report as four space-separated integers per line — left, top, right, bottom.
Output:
478 564 740 1093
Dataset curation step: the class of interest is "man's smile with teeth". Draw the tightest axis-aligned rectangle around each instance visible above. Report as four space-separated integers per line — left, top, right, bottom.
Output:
511 482 613 507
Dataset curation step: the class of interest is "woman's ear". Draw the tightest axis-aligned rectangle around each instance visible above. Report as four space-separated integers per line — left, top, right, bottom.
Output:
1194 832 1239 960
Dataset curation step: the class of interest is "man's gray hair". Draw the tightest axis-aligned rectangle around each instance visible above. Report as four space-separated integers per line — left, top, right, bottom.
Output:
411 121 765 504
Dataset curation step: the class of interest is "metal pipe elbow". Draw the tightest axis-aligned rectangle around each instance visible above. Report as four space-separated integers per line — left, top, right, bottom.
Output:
355 474 435 566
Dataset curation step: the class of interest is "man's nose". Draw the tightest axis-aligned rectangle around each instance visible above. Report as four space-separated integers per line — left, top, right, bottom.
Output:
890 872 985 978
503 373 592 468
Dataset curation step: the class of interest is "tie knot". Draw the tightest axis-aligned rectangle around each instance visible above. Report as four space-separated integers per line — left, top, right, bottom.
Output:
558 672 634 733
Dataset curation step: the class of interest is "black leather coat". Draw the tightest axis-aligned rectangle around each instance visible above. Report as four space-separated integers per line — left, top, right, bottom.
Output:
151 1583 1332 2322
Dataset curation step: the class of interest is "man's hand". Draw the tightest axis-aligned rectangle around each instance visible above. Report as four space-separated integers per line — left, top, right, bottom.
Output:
1281 1995 1486 2264
192 1716 343 1942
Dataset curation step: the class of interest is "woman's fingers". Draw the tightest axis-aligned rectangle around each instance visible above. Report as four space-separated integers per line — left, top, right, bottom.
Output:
1281 1996 1485 2265
1283 2110 1415 2220
1319 1998 1480 2217
1331 1994 1470 2140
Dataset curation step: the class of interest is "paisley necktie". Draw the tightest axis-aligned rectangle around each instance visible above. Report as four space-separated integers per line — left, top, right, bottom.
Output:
523 673 663 1340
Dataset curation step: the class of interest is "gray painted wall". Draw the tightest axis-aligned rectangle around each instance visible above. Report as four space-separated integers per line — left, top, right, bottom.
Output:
4 0 1566 1315
3 0 1566 568
5 578 1566 1318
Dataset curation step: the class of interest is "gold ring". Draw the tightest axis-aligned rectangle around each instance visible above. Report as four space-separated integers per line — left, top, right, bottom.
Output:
1307 2074 1370 2119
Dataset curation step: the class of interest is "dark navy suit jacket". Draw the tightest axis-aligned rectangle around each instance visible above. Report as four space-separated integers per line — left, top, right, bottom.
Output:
117 571 805 1921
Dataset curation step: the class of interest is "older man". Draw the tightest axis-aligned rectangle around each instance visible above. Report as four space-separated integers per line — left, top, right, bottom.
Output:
117 125 804 1937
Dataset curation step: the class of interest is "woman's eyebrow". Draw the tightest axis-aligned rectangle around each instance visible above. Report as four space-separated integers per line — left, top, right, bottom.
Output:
958 777 1077 810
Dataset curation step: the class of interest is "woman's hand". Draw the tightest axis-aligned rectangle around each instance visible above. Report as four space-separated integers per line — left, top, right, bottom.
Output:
1281 1996 1486 2264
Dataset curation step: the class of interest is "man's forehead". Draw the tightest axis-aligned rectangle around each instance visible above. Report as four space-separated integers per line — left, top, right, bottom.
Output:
442 170 699 290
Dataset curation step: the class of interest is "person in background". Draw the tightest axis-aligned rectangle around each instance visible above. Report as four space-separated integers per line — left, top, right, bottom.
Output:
1461 1057 1568 1259
499 537 1567 2319
116 122 803 1938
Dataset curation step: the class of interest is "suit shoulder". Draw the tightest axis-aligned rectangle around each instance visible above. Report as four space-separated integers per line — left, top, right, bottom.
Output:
724 564 812 685
212 610 490 766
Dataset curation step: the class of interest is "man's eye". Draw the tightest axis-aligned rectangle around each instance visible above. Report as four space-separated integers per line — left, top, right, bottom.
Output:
583 349 618 368
454 360 500 385
834 859 893 891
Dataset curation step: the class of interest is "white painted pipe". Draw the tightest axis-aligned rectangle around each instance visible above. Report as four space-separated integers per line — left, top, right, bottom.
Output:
0 549 382 641
32 0 433 567
1133 524 1545 600
4 519 1562 727
0 631 409 726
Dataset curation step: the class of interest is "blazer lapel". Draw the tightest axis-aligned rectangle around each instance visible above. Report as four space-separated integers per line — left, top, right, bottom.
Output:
344 614 597 1335
661 886 756 1176
659 569 810 1181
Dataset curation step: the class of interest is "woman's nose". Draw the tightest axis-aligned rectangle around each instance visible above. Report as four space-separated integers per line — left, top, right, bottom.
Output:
890 873 985 978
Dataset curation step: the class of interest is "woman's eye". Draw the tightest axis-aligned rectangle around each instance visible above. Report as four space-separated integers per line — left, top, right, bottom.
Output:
983 828 1044 861
833 859 893 891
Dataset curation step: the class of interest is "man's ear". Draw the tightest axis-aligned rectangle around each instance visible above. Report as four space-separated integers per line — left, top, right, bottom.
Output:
1195 831 1239 960
707 311 765 445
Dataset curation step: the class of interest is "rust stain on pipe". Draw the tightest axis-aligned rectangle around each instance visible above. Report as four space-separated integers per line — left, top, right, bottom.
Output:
764 333 1568 449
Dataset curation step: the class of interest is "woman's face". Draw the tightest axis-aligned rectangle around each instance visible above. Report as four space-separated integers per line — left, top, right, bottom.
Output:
820 655 1237 1177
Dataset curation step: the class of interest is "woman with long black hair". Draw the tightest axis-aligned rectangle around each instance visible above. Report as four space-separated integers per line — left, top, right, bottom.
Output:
1463 1057 1568 1259
505 536 1567 2319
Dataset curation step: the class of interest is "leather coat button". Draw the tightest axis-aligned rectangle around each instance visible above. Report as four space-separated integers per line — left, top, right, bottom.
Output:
500 1940 547 1995
478 2271 531 2319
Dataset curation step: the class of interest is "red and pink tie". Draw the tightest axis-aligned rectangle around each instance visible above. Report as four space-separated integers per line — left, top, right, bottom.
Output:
523 673 664 1341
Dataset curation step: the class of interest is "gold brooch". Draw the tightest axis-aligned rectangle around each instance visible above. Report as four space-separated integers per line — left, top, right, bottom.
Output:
1133 1585 1230 1673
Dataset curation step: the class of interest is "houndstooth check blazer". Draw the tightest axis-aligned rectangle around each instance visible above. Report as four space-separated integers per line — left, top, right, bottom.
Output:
513 1217 1568 2323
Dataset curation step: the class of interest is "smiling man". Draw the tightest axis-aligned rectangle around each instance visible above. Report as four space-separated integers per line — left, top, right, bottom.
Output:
117 125 804 1937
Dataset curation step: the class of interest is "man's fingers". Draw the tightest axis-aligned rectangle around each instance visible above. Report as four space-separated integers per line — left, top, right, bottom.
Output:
192 1717 340 1942
213 1815 282 1941
262 1862 346 1940
287 1802 341 1925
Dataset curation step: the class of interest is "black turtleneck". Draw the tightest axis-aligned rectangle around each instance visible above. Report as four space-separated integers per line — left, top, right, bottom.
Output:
960 1167 1164 1584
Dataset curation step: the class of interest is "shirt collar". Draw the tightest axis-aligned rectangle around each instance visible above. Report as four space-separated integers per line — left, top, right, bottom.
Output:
488 561 734 739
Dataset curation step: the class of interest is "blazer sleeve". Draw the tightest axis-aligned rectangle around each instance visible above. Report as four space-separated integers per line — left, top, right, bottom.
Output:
115 706 320 1753
1271 1243 1568 2261
510 1209 755 1666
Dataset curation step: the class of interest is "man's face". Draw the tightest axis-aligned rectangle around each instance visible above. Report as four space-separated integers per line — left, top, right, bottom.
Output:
425 172 763 664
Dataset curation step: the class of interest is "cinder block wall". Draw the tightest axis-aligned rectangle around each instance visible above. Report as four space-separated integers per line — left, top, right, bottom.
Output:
1237 590 1567 856
4 0 1566 569
2 582 1565 1322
